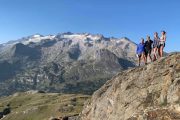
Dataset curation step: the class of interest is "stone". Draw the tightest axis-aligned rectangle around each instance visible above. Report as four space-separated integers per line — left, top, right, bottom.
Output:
80 53 180 120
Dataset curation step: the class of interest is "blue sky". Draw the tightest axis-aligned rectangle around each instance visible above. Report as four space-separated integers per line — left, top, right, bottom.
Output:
0 0 179 52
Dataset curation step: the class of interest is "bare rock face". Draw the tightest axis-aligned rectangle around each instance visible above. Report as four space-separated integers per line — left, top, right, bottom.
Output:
81 53 180 120
0 33 137 96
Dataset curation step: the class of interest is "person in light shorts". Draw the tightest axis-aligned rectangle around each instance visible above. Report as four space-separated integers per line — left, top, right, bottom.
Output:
159 31 166 57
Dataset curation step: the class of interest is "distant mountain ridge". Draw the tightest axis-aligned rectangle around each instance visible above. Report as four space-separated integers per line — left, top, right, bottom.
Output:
0 32 137 96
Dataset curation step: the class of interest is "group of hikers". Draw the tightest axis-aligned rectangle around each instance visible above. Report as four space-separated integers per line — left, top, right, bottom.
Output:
136 31 166 66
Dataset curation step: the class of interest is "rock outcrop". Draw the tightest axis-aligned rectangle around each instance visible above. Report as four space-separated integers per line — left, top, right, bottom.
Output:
81 53 180 120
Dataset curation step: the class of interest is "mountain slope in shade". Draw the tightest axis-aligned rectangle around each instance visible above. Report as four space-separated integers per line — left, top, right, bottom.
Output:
81 53 180 120
0 33 137 96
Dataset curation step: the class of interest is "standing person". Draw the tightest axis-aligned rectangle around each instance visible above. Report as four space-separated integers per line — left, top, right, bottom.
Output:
159 31 166 57
144 35 153 63
136 38 146 66
153 32 160 61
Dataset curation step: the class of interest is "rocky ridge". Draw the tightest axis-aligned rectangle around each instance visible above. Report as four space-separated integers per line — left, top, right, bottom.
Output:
81 53 180 120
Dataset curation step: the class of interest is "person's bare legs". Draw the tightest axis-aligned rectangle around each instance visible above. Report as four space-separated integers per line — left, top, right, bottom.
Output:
160 46 162 57
148 54 152 62
146 50 152 62
156 47 158 59
162 46 164 57
145 54 148 64
158 47 161 58
138 55 141 66
138 54 142 66
142 53 146 65
153 48 158 60
160 46 164 57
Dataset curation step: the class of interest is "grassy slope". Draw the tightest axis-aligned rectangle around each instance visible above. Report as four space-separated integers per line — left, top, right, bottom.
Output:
0 92 90 120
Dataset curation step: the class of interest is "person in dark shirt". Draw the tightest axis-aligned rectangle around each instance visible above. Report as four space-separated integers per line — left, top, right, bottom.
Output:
145 35 153 63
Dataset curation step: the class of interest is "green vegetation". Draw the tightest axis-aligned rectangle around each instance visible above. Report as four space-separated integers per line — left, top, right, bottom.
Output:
0 92 90 120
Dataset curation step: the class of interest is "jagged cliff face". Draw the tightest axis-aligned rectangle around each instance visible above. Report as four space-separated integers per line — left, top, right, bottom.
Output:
0 33 137 96
81 53 180 120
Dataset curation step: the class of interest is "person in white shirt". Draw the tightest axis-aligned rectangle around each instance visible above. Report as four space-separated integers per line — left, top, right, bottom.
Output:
159 31 166 57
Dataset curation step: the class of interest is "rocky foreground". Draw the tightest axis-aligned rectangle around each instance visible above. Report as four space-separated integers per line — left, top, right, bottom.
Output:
80 53 180 120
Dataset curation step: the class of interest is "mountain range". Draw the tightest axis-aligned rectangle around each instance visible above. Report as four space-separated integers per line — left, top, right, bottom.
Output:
0 33 137 96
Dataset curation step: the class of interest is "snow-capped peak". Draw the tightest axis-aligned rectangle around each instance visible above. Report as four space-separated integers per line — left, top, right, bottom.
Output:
23 35 55 45
32 34 43 38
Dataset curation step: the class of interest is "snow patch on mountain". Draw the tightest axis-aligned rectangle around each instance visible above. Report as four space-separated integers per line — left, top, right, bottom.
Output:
23 34 55 45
